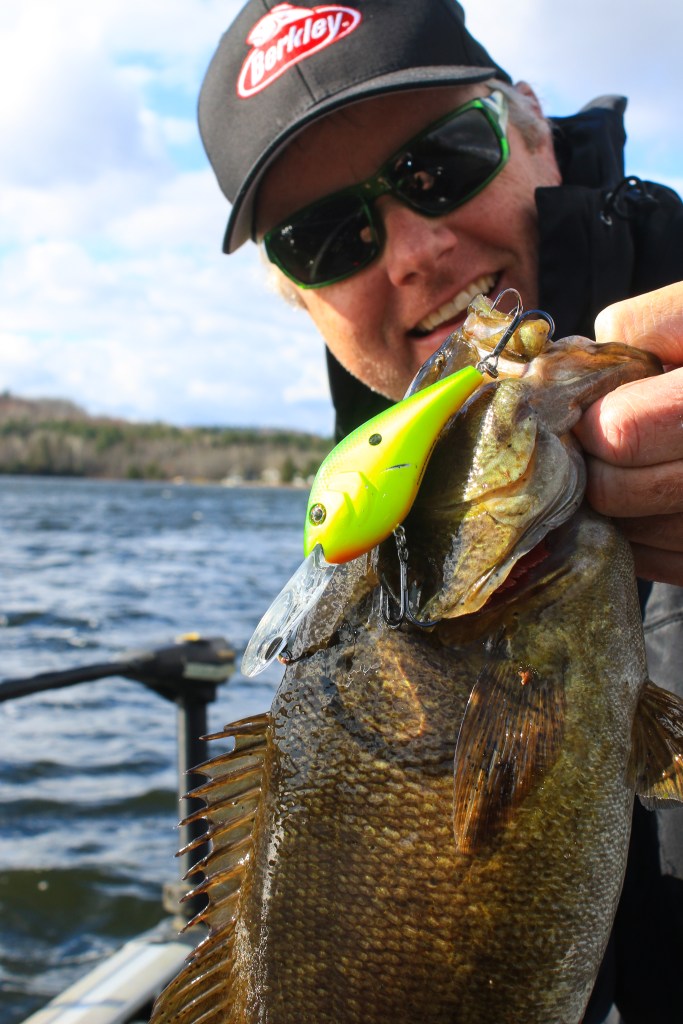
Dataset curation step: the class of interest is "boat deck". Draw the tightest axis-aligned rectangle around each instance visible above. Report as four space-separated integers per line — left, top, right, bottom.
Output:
20 919 201 1024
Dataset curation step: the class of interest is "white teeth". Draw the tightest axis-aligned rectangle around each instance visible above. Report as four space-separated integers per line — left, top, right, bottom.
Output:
417 274 496 333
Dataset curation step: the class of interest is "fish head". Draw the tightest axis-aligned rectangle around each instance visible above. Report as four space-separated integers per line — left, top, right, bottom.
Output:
406 292 552 395
393 303 661 622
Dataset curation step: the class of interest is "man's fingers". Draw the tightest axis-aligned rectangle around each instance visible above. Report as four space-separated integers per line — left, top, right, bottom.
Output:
584 457 683 518
573 368 683 466
576 283 683 468
583 283 683 587
616 512 683 553
594 281 683 365
630 544 683 586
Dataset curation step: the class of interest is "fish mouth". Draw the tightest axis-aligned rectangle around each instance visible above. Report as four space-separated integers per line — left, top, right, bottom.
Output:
483 538 554 607
409 274 498 338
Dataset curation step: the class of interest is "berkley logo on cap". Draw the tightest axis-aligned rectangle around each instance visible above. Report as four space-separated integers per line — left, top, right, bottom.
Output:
237 3 362 98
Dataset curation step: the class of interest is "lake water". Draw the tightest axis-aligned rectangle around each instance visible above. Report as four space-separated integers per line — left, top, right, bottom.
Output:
0 475 307 1023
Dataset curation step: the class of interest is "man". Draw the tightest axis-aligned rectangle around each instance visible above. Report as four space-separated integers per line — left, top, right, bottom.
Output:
198 2 683 1020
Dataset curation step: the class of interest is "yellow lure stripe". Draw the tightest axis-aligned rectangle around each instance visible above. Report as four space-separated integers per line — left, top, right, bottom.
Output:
303 365 484 563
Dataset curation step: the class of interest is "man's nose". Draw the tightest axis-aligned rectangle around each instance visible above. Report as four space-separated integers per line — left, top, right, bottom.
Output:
378 197 459 286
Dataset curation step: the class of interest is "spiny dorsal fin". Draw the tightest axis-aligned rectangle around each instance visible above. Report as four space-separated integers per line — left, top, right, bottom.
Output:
150 713 271 1024
629 681 683 806
453 661 565 854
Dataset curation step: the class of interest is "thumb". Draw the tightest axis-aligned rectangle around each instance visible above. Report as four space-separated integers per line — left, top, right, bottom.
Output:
594 282 683 367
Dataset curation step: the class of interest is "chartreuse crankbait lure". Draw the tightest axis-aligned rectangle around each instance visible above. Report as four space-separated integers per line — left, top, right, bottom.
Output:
241 365 483 677
303 364 484 562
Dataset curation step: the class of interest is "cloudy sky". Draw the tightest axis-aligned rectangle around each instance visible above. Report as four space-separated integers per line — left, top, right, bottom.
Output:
1 0 681 436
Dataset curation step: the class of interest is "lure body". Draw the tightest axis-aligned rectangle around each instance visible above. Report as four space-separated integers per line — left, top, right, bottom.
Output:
304 365 484 563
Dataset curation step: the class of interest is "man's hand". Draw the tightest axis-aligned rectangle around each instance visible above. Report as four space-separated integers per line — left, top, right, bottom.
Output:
573 282 683 584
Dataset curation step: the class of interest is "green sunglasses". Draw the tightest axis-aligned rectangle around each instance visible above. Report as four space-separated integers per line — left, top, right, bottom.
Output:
263 90 509 289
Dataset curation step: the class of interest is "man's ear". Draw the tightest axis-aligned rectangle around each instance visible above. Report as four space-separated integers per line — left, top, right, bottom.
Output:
513 80 545 119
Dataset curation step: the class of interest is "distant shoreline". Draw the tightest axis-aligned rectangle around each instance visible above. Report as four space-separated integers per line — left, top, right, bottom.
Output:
0 470 313 488
0 393 332 486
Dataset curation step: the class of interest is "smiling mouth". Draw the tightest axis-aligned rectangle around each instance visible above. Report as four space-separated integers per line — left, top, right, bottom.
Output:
411 273 497 337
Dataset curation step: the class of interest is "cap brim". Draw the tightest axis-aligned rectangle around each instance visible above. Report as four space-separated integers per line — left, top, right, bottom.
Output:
223 64 497 253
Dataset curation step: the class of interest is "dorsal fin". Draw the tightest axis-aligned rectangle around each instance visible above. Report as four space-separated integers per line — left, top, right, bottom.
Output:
150 713 271 1024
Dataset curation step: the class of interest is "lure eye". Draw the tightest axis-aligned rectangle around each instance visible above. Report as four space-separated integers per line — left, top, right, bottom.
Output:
309 503 326 526
368 433 382 446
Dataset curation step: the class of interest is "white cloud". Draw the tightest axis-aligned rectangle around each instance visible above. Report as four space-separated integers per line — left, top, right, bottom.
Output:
0 22 157 188
466 1 683 104
0 188 331 432
0 0 333 433
156 114 199 148
105 168 222 250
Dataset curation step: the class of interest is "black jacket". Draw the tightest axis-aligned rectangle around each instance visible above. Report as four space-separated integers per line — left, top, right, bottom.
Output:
325 97 683 1024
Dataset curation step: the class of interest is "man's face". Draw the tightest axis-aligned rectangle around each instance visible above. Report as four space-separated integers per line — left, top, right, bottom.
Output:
256 84 561 400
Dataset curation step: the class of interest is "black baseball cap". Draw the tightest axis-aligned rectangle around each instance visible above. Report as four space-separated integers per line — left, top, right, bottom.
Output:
198 0 511 253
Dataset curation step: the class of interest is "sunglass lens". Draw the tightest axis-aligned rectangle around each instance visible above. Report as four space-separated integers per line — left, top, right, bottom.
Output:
267 195 379 287
390 108 504 214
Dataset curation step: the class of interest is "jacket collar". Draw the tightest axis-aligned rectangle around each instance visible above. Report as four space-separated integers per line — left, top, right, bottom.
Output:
550 95 627 189
537 96 635 340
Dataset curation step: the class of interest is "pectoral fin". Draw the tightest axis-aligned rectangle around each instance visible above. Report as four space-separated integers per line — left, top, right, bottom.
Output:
629 681 683 806
150 713 271 1024
453 662 565 854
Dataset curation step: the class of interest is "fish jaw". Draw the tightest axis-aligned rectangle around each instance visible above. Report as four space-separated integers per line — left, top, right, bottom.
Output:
524 336 662 434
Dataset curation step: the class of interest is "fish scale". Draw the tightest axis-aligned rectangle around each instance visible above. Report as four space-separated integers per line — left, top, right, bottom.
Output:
151 297 683 1024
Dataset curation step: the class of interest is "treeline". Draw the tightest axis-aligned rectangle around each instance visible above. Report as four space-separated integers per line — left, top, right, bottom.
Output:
0 394 333 484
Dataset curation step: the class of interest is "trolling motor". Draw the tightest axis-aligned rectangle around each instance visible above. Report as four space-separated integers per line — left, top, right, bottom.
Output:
0 634 235 704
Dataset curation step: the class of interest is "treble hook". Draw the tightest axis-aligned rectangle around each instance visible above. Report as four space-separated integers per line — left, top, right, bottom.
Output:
380 530 409 629
380 526 441 630
491 287 523 319
477 299 556 379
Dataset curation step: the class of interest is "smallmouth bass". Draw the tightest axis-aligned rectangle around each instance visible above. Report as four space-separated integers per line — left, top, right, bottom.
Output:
152 296 683 1024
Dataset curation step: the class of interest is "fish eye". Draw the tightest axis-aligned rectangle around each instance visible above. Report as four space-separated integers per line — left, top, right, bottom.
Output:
309 503 326 525
368 433 382 446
